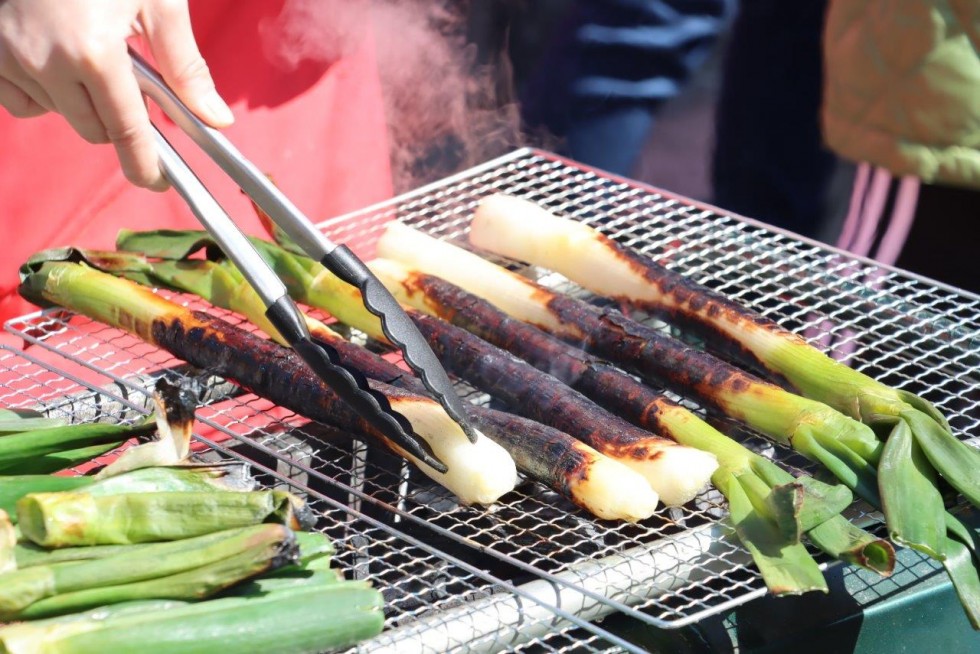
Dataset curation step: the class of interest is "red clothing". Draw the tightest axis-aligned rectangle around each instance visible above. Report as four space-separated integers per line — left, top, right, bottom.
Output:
0 0 392 330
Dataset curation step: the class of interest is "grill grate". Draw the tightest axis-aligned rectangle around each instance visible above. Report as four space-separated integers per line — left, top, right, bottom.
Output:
0 346 636 654
4 149 979 650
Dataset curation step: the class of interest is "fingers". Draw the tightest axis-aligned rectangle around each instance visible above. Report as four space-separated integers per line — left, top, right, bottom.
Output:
0 0 225 190
142 0 233 128
2 33 108 143
0 50 56 114
0 76 48 118
3 44 161 188
5 73 55 112
82 44 167 191
44 79 108 143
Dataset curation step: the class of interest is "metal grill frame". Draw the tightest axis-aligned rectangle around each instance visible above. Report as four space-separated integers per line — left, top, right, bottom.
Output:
4 148 979 650
0 345 638 654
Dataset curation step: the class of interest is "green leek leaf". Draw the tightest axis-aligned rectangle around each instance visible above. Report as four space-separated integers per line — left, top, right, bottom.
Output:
878 420 946 559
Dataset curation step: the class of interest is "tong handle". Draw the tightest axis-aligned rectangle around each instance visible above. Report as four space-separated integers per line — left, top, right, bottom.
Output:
129 49 337 260
322 247 477 443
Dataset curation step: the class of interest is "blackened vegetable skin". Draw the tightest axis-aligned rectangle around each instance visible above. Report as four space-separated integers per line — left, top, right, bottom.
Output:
301 323 602 505
394 269 774 434
593 239 798 382
148 311 413 449
541 293 787 417
404 311 676 463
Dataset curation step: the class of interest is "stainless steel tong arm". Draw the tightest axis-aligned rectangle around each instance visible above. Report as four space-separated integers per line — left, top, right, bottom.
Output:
129 49 477 443
130 50 332 260
150 126 448 472
151 130 287 308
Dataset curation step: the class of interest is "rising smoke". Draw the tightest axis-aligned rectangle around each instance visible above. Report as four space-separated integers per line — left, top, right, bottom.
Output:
262 0 523 194
259 0 369 69
372 0 522 192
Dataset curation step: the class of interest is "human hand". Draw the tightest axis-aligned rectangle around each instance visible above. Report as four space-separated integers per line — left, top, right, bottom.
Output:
0 0 233 190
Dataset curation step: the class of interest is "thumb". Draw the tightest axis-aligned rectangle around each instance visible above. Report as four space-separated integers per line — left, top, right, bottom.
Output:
140 0 233 128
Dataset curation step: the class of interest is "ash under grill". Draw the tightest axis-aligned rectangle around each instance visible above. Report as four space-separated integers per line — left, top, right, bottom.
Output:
4 149 978 652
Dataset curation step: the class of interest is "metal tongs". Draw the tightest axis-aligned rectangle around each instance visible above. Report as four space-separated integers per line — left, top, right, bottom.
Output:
130 50 475 472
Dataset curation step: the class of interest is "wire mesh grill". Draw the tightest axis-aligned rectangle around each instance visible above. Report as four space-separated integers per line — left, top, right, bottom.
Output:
0 346 636 654
4 149 979 649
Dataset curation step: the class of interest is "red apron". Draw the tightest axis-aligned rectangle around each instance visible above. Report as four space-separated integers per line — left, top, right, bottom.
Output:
0 0 392 331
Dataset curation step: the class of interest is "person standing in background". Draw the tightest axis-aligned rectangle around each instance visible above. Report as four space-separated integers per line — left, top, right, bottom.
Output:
711 0 978 294
0 0 393 329
821 0 980 293
710 0 852 242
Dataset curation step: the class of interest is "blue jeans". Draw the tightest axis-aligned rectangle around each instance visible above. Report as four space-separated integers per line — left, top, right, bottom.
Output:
521 0 731 175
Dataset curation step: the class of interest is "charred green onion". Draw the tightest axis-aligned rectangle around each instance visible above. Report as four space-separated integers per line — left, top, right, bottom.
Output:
106 233 717 507
71 239 660 522
370 259 895 575
377 215 980 627
374 223 945 547
469 195 979 512
17 261 517 506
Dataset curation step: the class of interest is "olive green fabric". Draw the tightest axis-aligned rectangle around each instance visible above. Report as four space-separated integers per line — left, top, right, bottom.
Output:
822 0 980 188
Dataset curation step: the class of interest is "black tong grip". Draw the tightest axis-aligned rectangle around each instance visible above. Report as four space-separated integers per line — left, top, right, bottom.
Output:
320 246 477 443
265 296 447 472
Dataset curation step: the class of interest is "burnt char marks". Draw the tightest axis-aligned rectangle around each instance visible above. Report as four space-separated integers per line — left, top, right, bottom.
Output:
153 378 197 433
469 407 590 496
543 295 600 349
568 306 779 415
618 246 797 384
403 273 703 463
576 362 673 436
540 434 588 493
688 293 708 313
618 244 749 327
659 306 787 384
558 444 592 487
402 274 697 447
603 440 663 463
407 311 675 459
598 309 730 392
609 237 670 284
149 311 383 440
412 273 591 385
